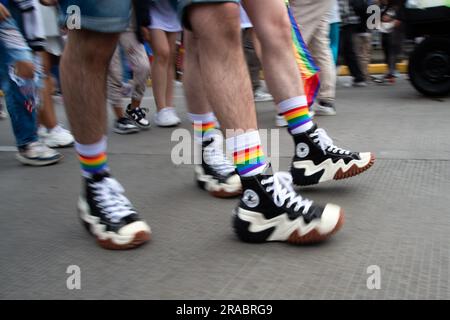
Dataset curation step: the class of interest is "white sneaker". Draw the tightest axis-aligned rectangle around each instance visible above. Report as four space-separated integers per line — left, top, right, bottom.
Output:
311 102 337 116
0 101 6 119
275 114 288 127
16 141 63 166
39 125 74 148
154 107 181 127
254 88 273 102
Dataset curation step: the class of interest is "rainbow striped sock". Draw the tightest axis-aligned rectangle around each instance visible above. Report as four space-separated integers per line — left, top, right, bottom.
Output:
75 137 109 177
278 96 313 134
226 131 266 177
188 112 217 143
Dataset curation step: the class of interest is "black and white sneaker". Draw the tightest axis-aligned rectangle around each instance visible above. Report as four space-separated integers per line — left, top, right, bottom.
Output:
290 125 375 186
114 117 140 135
78 172 151 250
233 167 344 244
126 104 151 129
195 136 242 198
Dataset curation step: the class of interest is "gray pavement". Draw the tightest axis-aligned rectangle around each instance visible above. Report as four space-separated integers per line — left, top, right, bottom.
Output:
1 78 450 300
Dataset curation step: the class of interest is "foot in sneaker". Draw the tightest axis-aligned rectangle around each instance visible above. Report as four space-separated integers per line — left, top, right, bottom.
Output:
16 141 63 166
154 107 181 127
275 114 288 127
233 167 344 244
78 172 151 250
38 125 75 148
290 125 375 186
114 117 140 135
196 135 242 198
254 87 273 102
311 101 337 116
126 104 151 129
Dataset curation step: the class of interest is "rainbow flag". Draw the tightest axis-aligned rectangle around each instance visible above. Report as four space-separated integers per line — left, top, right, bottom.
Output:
286 2 320 106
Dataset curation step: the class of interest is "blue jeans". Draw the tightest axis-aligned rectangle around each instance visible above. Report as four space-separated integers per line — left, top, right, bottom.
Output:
0 18 38 147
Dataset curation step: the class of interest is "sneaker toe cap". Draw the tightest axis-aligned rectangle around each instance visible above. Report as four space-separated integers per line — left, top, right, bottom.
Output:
119 221 151 237
317 203 343 235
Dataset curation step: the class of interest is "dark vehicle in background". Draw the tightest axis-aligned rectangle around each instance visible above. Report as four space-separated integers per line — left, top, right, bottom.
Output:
404 1 450 96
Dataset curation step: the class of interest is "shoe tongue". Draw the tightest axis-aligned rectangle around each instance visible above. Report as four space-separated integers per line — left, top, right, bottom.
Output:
91 171 111 182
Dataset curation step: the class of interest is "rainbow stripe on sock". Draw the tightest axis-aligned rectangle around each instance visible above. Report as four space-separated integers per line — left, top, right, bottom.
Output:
233 145 266 176
282 105 311 132
193 121 216 141
78 152 108 174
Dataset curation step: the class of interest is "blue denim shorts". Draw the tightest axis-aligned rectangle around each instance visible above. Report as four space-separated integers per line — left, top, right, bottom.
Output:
59 0 132 33
175 0 240 29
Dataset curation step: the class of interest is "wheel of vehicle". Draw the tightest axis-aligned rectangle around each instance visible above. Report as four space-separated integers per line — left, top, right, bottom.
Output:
408 37 450 97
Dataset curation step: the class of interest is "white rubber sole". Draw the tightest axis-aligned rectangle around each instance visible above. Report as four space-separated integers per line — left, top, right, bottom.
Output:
293 152 373 184
16 153 63 166
195 166 241 198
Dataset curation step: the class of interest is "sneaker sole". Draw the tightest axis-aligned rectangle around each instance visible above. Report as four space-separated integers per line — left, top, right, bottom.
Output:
78 197 151 250
233 205 344 245
195 167 242 198
292 153 375 186
44 141 74 148
16 153 63 166
113 127 140 135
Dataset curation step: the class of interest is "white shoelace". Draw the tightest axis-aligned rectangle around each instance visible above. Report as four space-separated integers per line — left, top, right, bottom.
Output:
310 128 351 155
261 172 313 214
92 177 136 222
203 137 235 176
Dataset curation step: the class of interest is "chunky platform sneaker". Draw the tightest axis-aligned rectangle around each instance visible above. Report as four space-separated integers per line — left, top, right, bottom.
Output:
233 168 344 244
195 136 242 198
78 172 151 250
290 125 375 186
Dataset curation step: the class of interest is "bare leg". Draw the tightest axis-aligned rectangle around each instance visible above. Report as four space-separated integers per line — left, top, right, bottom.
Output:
60 30 118 144
187 3 256 131
243 0 304 104
149 29 171 112
165 32 178 108
38 51 57 129
183 30 212 115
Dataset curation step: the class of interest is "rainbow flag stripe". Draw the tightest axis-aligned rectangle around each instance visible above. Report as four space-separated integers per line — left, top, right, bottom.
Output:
78 152 108 173
234 145 266 176
286 1 320 106
194 121 215 136
282 105 310 130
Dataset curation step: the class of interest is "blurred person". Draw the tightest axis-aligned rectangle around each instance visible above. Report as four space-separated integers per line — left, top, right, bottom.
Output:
290 0 337 116
352 0 373 82
0 0 62 165
37 2 74 147
376 0 404 84
107 4 151 135
329 0 341 65
338 0 367 86
181 0 374 244
146 0 181 127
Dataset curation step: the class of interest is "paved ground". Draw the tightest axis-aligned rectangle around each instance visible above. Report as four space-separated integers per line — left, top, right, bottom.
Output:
1 78 449 300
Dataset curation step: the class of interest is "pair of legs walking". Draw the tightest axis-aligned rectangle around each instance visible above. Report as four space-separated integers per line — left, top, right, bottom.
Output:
59 0 374 249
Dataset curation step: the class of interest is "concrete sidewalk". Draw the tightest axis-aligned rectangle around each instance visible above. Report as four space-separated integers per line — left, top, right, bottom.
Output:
0 77 449 299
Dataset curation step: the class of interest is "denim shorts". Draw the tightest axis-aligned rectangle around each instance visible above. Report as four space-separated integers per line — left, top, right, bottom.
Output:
175 0 240 29
59 0 132 33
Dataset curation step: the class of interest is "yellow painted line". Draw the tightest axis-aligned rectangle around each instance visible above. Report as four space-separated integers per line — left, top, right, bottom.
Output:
338 61 408 76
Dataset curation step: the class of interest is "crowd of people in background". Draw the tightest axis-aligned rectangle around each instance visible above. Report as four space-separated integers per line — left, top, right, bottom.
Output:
0 0 406 166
